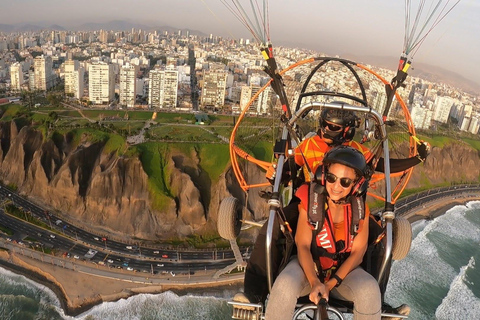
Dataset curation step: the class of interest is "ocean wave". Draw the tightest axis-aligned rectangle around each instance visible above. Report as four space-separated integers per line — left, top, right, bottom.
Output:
386 204 480 318
411 219 429 239
75 291 232 320
423 204 480 242
0 267 65 319
435 257 480 319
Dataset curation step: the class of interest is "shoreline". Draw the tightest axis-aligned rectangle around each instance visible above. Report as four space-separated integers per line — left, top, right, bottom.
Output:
1 196 479 317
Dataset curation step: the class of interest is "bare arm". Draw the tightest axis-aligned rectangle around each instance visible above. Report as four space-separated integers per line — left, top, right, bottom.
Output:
295 204 329 304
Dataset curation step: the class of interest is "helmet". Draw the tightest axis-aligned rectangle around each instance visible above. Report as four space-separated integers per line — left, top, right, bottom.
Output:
323 145 369 178
319 106 358 144
321 145 371 197
320 108 358 128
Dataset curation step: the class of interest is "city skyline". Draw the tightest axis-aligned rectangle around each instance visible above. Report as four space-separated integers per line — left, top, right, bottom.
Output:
1 0 479 87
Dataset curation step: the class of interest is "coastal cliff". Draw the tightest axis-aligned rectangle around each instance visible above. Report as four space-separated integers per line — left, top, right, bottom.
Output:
0 121 478 241
0 122 268 241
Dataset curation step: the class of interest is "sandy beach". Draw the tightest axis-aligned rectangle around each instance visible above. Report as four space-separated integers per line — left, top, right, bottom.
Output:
0 194 479 316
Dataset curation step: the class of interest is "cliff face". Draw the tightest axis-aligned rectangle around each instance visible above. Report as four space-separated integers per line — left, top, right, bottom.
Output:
0 122 478 240
0 123 236 240
403 143 480 188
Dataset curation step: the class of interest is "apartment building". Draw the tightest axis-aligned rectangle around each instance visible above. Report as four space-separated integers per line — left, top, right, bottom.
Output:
33 55 53 91
89 62 114 105
64 59 84 99
149 66 178 109
119 64 137 108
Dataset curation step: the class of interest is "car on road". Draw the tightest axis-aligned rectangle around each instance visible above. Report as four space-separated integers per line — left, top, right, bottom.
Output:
157 264 164 267
170 271 176 277
49 234 56 239
107 259 114 264
162 254 168 258
127 267 134 271
73 255 80 259
93 237 100 241
153 250 160 254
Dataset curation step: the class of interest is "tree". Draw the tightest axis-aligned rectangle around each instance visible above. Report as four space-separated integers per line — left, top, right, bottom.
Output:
48 111 58 121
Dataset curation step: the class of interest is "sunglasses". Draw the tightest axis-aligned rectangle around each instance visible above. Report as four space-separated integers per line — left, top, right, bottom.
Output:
325 172 355 188
321 120 344 132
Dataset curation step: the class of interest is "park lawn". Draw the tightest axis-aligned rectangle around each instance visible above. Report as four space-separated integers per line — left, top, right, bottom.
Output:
56 110 82 117
81 109 155 121
149 124 221 142
153 112 196 124
30 112 50 123
107 121 145 132
210 126 234 139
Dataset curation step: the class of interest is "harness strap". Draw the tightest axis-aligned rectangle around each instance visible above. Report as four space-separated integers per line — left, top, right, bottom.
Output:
307 181 326 230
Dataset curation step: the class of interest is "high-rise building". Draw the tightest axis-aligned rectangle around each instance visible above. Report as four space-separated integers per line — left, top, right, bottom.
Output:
432 96 453 124
89 62 114 105
10 62 24 91
33 55 53 91
99 30 108 43
64 60 84 99
149 66 179 109
119 64 137 108
411 104 433 130
201 70 227 109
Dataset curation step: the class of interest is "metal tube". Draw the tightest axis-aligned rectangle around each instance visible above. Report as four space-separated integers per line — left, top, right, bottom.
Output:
266 124 290 292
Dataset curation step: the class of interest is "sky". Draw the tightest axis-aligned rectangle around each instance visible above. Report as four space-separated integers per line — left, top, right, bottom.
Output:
1 0 479 87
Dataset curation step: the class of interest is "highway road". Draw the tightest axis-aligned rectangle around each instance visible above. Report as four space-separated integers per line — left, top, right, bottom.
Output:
1 183 478 277
0 185 244 276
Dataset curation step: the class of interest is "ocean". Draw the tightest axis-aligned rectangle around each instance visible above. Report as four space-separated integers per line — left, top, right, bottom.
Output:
1 201 479 320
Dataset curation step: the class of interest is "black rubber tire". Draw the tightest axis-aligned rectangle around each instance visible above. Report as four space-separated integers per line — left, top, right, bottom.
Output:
217 197 243 240
392 216 412 261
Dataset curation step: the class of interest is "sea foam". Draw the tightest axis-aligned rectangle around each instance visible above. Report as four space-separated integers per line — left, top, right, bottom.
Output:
435 257 480 319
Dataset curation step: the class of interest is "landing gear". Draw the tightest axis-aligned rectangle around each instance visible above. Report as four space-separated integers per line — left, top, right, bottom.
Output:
392 216 412 261
217 197 243 240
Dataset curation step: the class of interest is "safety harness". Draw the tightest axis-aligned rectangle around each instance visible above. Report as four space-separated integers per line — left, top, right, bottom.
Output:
307 181 365 281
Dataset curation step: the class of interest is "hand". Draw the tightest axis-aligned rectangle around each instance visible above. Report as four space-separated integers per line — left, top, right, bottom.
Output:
417 141 431 162
265 163 277 182
309 280 329 305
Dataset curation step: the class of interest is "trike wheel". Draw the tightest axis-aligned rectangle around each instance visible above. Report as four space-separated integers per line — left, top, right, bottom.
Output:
392 216 412 261
217 197 243 240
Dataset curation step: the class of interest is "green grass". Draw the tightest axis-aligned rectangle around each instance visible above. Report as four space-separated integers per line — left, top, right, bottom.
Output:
135 143 174 211
462 138 480 151
0 225 14 236
197 144 230 183
415 132 480 150
104 134 126 154
251 141 274 162
30 112 50 123
133 142 230 211
0 104 24 120
107 121 144 132
82 109 155 121
149 125 221 142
